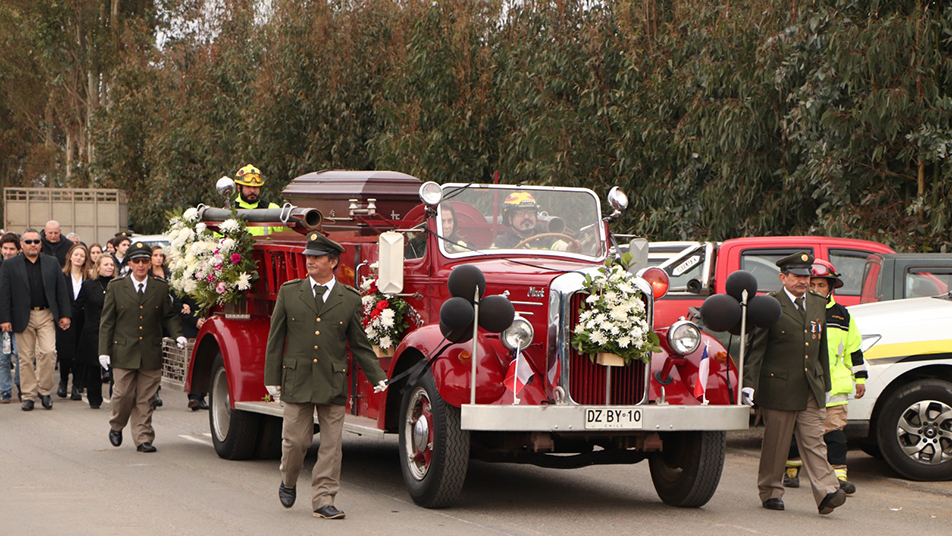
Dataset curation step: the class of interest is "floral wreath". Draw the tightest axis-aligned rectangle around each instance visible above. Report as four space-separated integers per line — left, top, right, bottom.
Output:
571 254 660 365
360 262 411 351
165 206 259 313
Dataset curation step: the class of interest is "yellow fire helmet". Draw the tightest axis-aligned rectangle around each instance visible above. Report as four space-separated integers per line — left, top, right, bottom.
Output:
502 191 538 211
235 164 263 187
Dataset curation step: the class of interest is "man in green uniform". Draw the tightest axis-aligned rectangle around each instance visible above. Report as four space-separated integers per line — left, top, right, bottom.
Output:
742 252 847 515
99 242 184 453
233 164 284 235
264 232 388 520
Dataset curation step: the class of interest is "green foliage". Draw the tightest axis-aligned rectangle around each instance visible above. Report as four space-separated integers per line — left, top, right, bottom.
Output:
3 0 952 252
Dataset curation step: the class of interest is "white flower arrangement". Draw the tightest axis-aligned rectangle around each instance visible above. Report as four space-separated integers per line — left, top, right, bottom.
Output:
571 255 660 366
165 207 258 313
359 262 410 351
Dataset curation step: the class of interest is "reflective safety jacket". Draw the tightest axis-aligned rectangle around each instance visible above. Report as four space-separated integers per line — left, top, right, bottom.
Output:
825 296 867 406
235 195 284 235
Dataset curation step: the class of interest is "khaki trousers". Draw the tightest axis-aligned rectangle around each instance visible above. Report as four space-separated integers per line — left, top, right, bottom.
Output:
759 394 840 505
109 368 162 446
17 309 56 401
280 402 345 509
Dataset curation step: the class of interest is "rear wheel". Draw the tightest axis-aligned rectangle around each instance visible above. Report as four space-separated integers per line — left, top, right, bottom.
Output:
877 379 952 481
209 353 261 460
398 371 470 508
649 431 726 507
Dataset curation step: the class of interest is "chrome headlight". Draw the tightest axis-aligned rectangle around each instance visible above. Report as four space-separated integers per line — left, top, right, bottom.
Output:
419 181 443 206
666 319 701 356
501 316 534 351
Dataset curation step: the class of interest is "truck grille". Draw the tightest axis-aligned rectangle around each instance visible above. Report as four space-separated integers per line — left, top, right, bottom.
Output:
566 293 648 405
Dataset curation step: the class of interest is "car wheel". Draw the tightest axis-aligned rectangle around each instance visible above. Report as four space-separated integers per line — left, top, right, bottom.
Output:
649 431 726 507
877 379 952 481
209 353 262 460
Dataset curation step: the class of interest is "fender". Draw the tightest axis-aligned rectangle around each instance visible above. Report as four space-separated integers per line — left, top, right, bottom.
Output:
186 314 273 407
392 324 508 409
649 330 738 405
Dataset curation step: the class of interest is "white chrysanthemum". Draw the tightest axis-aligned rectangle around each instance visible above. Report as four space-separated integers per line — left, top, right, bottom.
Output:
609 305 628 321
585 294 599 304
379 336 393 349
361 295 375 306
183 208 199 222
380 309 395 328
219 219 240 234
219 238 237 254
591 331 607 345
236 273 252 291
195 222 207 234
618 336 631 348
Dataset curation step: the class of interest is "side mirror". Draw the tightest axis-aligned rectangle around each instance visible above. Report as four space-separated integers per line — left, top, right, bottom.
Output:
377 231 405 295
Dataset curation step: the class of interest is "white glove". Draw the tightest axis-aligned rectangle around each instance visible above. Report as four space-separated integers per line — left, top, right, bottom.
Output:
265 385 280 397
176 336 188 349
99 355 110 370
373 380 388 394
741 387 755 406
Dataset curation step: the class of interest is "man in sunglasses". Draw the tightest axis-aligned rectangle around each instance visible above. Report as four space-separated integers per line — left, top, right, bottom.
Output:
0 229 72 411
99 242 185 453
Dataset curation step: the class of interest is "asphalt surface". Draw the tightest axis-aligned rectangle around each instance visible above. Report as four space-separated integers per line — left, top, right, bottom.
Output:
2 384 950 535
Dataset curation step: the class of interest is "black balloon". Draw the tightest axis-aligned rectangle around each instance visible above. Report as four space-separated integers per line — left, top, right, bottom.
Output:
439 297 475 330
725 270 758 303
747 295 782 328
728 318 743 336
700 294 742 332
478 295 515 333
448 264 486 302
440 320 474 343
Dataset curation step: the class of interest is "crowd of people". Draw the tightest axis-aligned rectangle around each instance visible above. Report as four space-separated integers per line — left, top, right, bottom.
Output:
0 220 207 414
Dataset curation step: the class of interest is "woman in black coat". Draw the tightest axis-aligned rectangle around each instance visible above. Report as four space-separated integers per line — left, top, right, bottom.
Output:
76 255 115 409
56 243 89 400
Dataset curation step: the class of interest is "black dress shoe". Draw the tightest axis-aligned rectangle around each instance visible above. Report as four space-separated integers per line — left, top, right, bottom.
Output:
136 442 157 453
763 498 784 511
70 386 82 401
196 398 209 410
57 380 67 398
90 404 100 409
40 394 52 409
109 429 122 447
278 482 296 508
818 488 846 515
21 399 34 411
152 387 163 408
313 504 345 519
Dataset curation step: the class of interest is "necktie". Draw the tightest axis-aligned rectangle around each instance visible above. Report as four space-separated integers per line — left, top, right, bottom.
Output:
313 285 326 310
794 296 805 321
137 283 144 295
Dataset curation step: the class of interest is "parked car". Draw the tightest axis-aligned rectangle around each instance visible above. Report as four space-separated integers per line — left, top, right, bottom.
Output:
847 295 952 480
130 234 170 251
859 253 952 303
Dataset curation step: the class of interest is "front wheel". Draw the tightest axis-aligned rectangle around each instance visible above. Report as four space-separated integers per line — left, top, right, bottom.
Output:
649 431 726 507
877 379 952 480
398 371 470 508
209 353 262 460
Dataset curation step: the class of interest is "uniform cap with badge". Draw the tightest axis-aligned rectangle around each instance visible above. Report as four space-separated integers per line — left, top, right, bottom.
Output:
127 242 152 261
776 251 814 276
303 232 344 257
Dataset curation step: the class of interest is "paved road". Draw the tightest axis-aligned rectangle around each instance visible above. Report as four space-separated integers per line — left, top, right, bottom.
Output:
2 385 950 535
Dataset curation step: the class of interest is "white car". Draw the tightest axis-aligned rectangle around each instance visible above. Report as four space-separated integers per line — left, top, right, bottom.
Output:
848 295 952 480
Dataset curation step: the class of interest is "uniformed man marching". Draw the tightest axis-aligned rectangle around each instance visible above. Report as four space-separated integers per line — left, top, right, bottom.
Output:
742 252 847 515
264 232 387 520
99 242 185 453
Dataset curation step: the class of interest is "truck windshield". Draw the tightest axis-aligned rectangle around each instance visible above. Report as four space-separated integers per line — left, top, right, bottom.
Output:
436 184 606 259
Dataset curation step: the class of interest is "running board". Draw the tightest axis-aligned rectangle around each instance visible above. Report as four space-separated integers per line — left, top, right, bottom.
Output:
234 401 386 439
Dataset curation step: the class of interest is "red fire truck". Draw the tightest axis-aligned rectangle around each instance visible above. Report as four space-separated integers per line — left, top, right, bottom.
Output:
184 170 749 509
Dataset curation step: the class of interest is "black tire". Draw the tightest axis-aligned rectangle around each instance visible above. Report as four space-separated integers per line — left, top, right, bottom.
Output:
209 353 262 460
857 439 883 460
398 371 470 508
649 431 726 507
876 379 952 481
256 415 284 460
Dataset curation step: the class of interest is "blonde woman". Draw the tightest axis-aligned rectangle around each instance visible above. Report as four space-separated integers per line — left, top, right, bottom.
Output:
56 243 90 400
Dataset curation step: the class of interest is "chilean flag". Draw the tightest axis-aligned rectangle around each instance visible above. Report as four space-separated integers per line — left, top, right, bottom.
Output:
505 349 534 398
694 342 710 400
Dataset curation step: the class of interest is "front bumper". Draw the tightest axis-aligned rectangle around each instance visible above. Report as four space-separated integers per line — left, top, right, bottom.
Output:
460 403 750 432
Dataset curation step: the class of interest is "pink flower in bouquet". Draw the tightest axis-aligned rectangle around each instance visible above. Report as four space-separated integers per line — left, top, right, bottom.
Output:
231 253 242 263
216 282 227 294
206 274 215 283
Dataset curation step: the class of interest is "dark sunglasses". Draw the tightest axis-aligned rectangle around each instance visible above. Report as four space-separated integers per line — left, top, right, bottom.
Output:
129 258 151 264
22 239 41 245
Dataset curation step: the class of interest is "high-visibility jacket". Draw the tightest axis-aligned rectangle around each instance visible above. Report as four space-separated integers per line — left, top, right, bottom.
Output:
824 296 867 407
234 195 284 235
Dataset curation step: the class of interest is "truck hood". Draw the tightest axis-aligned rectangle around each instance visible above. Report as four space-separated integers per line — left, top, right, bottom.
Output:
849 295 952 358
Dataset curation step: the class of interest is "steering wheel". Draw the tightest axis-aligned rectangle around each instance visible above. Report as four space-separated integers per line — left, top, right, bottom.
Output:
513 232 578 250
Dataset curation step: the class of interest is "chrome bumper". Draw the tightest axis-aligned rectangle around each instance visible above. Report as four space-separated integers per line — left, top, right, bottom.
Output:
460 404 750 432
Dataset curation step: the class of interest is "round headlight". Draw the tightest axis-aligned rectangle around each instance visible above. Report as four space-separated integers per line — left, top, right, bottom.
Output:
666 319 701 356
501 316 534 351
419 181 443 206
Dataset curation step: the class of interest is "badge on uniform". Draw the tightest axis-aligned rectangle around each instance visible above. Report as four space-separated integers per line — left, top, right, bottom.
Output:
810 320 821 340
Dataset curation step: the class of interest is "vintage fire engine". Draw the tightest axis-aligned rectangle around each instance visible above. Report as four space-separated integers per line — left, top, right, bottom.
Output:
184 170 749 509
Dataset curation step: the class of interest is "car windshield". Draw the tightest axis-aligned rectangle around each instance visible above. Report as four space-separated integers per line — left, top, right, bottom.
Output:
435 184 606 259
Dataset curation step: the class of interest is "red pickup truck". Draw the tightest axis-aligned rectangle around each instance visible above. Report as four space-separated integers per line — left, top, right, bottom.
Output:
643 237 895 327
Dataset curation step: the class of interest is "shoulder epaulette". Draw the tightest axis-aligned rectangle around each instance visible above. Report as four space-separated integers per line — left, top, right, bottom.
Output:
342 284 360 295
281 278 302 287
109 275 128 284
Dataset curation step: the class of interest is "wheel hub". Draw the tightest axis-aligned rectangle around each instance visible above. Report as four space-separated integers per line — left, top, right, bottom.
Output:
413 415 430 452
896 399 952 466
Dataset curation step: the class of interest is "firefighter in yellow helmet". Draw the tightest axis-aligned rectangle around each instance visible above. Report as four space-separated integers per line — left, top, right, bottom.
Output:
491 191 578 251
234 164 283 235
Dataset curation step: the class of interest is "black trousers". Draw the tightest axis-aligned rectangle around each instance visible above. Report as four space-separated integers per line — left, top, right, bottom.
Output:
82 363 104 407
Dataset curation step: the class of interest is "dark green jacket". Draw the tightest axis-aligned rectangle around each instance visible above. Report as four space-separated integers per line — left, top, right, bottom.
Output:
98 275 183 370
264 278 386 405
743 290 831 411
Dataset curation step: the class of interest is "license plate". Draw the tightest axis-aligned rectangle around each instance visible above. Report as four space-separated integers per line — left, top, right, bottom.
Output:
584 407 643 430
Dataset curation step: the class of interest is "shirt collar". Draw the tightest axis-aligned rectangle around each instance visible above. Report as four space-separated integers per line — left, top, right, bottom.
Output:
310 276 335 295
132 275 148 292
782 287 801 306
